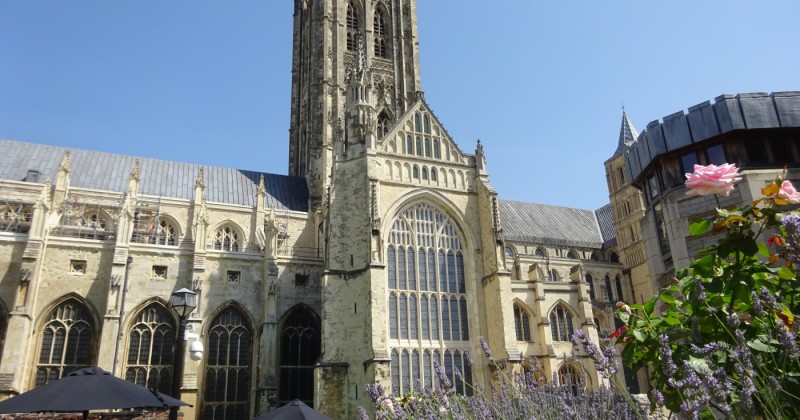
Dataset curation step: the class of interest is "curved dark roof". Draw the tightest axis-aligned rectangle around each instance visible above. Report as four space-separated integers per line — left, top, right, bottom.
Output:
0 139 308 212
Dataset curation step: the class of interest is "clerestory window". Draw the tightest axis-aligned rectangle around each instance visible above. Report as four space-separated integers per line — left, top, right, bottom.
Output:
213 225 241 252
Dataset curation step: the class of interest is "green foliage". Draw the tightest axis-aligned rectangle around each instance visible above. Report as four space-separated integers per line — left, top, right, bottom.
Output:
616 183 800 418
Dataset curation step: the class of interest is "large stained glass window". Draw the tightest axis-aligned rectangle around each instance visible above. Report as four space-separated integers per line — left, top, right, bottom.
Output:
125 303 175 394
202 307 251 420
36 299 94 386
387 202 472 395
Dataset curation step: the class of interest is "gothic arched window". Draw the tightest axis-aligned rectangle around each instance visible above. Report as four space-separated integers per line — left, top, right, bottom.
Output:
604 275 613 302
36 299 94 386
558 364 583 395
346 3 359 51
377 111 390 139
203 307 252 420
213 224 240 252
566 250 578 259
610 252 619 263
387 202 471 395
373 7 388 58
549 304 574 342
430 168 438 182
586 274 595 301
406 135 414 155
514 303 531 342
615 275 624 302
433 139 441 159
549 269 559 282
125 303 175 394
278 307 321 407
535 248 546 258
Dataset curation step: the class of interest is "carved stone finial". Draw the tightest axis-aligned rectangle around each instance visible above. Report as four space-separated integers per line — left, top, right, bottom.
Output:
59 150 71 172
130 160 141 181
195 168 205 189
20 268 32 284
257 174 266 195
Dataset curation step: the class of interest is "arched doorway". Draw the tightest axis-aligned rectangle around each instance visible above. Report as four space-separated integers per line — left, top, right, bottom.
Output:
278 306 320 407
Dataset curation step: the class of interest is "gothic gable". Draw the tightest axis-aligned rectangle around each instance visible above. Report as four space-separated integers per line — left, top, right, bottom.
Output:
378 100 468 166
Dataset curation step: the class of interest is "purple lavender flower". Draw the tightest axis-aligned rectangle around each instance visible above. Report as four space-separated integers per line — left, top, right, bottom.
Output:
365 382 385 403
357 406 370 420
433 361 453 391
694 278 707 301
479 336 494 362
782 214 800 264
751 290 765 316
659 334 677 377
759 286 779 311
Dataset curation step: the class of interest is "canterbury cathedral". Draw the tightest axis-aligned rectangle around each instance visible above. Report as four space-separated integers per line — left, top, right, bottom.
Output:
2 1 661 419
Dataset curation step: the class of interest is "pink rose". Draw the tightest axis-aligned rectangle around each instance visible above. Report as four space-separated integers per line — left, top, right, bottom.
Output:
685 163 742 197
777 180 800 204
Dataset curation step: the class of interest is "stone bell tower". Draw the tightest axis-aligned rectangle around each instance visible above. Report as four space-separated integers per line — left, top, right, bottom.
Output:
288 0 422 209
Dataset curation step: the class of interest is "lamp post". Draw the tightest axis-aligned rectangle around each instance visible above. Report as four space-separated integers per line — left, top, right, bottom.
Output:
169 288 197 420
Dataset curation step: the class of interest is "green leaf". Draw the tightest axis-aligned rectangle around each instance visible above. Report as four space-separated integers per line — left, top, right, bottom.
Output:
619 311 630 324
644 299 655 316
757 242 770 257
661 294 675 304
747 339 777 353
692 255 716 277
742 237 759 257
663 316 682 326
689 219 711 236
777 267 796 280
632 329 647 342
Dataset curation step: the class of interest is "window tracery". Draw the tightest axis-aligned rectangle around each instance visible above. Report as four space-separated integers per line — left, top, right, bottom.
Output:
36 299 94 386
514 303 531 341
203 307 252 420
373 7 388 58
549 304 574 342
213 225 241 252
387 202 471 395
125 303 175 394
346 3 359 51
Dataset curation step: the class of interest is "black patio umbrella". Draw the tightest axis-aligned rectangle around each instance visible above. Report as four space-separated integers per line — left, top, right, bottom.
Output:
253 399 332 420
0 366 189 419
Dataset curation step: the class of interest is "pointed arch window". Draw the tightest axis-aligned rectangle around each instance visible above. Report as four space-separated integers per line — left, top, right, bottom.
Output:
566 250 578 259
36 299 94 386
604 275 613 302
586 274 595 301
278 307 320 407
125 303 175 394
513 303 531 342
213 225 240 252
377 111 390 139
412 166 420 179
421 167 428 180
202 307 252 420
373 7 389 58
433 139 441 159
346 3 359 51
424 138 431 157
615 275 624 302
549 304 574 342
386 202 471 395
406 135 414 155
134 218 178 246
430 168 438 182
535 248 546 258
558 364 583 395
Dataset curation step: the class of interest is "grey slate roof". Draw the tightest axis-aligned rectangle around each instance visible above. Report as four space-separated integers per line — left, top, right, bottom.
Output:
0 139 308 212
594 203 616 248
499 199 612 249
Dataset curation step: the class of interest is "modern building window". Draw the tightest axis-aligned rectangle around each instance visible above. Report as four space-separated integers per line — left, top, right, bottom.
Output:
203 307 252 420
654 203 670 254
770 138 793 163
705 144 726 166
346 3 359 51
549 304 574 342
744 137 768 164
514 303 531 342
125 303 175 394
680 152 699 176
387 202 471 395
36 299 94 386
278 307 320 408
213 225 240 252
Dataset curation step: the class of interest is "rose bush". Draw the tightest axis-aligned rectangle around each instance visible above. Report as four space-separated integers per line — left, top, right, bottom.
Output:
616 165 800 418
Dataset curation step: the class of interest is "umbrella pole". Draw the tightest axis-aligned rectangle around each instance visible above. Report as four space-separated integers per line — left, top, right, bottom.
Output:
83 410 89 420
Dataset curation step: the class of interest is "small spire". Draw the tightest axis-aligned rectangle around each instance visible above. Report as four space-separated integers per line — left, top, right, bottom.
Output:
257 174 266 195
59 150 71 172
195 168 205 189
612 111 639 158
130 160 141 181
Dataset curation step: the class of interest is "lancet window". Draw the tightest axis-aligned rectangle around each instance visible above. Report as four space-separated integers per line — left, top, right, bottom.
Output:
346 3 359 51
278 307 320 407
387 202 472 395
36 299 94 386
202 307 252 420
374 7 388 58
549 304 574 342
377 112 390 139
514 303 531 342
125 303 175 394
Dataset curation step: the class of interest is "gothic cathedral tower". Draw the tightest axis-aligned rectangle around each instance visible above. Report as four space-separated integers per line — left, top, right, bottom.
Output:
288 0 422 209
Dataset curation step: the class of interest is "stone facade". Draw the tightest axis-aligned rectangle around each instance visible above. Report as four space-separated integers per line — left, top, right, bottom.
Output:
0 1 628 419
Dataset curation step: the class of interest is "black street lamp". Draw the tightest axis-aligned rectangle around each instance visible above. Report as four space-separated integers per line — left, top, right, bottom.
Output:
169 288 197 420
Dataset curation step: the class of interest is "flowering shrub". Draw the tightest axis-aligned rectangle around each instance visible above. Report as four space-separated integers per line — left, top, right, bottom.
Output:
360 337 638 419
617 164 800 418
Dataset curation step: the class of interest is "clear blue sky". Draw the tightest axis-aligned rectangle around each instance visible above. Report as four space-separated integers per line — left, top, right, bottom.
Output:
1 1 798 210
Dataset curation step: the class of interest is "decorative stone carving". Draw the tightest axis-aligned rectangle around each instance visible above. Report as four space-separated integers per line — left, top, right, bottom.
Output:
110 274 122 288
268 281 277 296
20 268 32 284
192 276 203 292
